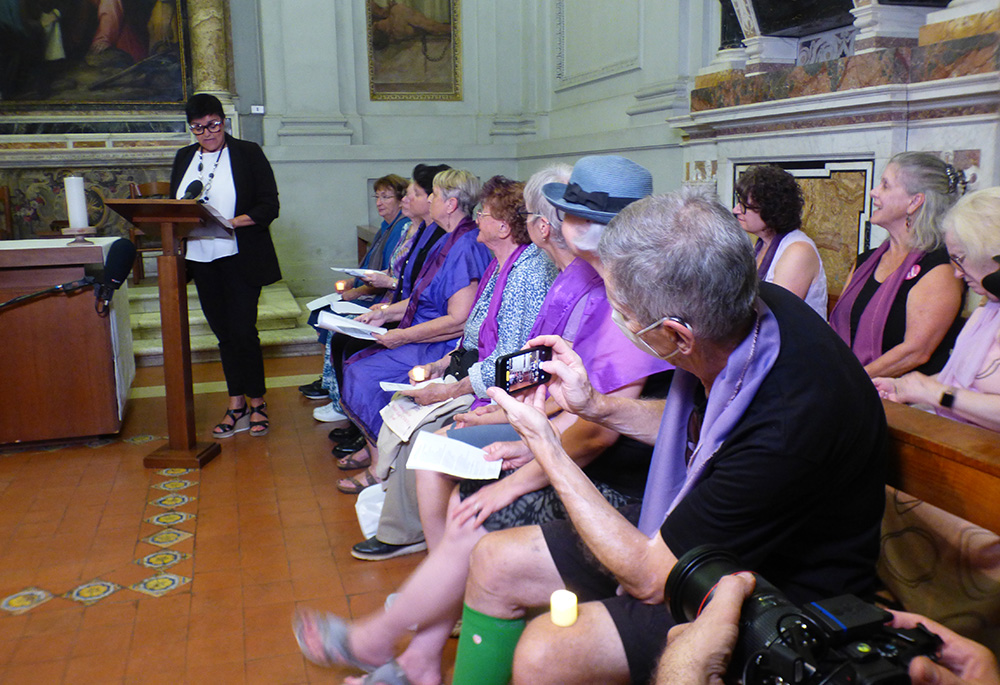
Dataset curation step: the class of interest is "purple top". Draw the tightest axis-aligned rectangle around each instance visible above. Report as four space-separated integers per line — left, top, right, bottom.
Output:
395 221 446 302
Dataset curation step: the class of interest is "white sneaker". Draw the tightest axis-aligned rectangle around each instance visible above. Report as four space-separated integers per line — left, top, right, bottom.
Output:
313 402 347 422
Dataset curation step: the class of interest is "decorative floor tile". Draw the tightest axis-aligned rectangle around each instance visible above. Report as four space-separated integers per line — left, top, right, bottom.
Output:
158 468 193 477
142 528 193 548
146 511 196 527
136 550 190 571
1 588 53 614
150 494 196 509
123 434 167 445
151 479 196 493
64 580 122 605
130 573 191 597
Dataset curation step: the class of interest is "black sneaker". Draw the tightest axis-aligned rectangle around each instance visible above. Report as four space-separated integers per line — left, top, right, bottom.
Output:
351 536 427 561
298 378 327 400
329 424 361 442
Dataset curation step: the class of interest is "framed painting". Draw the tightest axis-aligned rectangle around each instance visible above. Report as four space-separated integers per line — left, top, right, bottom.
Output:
0 0 192 108
366 0 461 101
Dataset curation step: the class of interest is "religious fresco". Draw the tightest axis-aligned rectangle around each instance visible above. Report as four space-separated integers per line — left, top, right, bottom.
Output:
0 0 191 107
366 0 461 101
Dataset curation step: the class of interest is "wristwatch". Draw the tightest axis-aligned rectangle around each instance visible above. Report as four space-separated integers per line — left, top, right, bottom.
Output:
940 387 957 409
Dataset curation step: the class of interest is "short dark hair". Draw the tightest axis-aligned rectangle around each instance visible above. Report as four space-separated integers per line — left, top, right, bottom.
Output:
374 174 408 200
185 93 225 123
734 165 804 235
412 163 452 196
481 176 529 245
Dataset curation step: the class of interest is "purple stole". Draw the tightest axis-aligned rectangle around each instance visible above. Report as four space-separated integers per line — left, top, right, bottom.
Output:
398 216 479 328
829 241 926 366
473 244 530 359
527 259 604 340
637 300 781 537
755 232 789 280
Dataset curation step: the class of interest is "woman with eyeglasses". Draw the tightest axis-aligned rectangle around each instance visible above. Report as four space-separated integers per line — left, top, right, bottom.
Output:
830 151 966 378
733 165 828 318
170 93 280 438
873 187 1000 431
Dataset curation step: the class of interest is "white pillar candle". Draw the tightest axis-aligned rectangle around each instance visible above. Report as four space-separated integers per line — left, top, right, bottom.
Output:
550 589 577 627
411 366 427 383
64 176 88 229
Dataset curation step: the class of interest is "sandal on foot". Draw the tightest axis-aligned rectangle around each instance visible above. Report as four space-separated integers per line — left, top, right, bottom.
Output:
336 448 372 471
212 405 249 439
249 402 269 437
337 469 379 495
291 609 377 672
361 660 415 685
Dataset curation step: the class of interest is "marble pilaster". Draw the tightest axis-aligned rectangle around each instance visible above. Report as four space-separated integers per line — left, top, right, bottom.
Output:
188 0 233 101
851 2 938 53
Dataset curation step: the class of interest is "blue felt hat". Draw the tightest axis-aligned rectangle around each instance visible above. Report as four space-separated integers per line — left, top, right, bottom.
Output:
542 155 653 225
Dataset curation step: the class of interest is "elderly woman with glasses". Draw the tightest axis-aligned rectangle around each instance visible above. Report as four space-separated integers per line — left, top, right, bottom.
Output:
733 165 828 318
873 186 1000 431
170 93 280 438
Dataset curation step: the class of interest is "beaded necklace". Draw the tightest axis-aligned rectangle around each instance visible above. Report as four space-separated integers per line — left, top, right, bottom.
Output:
197 141 226 204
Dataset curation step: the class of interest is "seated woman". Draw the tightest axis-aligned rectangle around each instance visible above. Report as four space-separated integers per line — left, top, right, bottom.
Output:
292 157 672 685
312 164 449 425
830 151 967 377
733 164 827 317
873 186 1000 431
339 173 413 305
338 175 557 502
337 169 492 475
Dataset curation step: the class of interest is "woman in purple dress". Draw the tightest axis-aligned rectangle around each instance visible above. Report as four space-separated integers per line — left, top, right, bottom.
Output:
337 169 492 471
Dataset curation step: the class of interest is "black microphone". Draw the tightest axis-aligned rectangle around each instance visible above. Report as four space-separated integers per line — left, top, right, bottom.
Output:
181 180 203 200
95 238 137 311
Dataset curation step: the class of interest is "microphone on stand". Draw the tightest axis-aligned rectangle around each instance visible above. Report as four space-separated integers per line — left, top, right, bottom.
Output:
95 238 137 315
181 180 203 200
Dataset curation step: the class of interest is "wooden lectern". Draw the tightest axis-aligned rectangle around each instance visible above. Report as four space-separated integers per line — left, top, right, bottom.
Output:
105 199 229 469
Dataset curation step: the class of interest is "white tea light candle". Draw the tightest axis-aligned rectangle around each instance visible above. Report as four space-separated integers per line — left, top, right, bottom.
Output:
550 589 577 627
411 366 427 382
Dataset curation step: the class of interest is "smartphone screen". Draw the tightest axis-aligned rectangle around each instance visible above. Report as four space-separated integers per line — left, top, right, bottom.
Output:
495 346 552 394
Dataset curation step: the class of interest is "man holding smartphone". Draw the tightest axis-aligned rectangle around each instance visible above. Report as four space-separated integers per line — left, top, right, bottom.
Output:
450 187 888 685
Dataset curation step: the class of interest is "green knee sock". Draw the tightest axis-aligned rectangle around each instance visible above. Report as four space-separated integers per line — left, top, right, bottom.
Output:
451 603 526 685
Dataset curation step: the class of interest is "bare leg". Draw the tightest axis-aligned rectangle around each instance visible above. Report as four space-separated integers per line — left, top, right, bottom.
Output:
416 469 459 550
464 525 565 619
512 603 630 685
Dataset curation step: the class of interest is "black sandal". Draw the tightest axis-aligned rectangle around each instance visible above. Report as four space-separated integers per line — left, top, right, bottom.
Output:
213 404 250 439
249 402 269 437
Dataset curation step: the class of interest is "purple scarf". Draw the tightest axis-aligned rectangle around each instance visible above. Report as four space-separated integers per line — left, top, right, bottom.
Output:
474 243 530 359
399 215 478 329
755 232 788 280
829 241 926 366
637 300 781 537
936 300 1000 423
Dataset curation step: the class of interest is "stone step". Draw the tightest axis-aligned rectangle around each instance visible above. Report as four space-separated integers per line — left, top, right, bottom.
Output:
130 282 322 366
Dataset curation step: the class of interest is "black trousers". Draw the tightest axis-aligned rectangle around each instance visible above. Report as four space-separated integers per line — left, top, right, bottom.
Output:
188 256 266 398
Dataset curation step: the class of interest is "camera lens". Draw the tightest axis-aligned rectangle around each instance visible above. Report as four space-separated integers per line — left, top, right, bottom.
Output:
666 545 745 622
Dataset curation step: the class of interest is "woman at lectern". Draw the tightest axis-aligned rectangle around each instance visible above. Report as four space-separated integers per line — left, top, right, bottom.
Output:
170 93 281 438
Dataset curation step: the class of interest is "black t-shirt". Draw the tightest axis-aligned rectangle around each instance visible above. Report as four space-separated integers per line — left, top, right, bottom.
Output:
850 247 965 375
660 284 888 604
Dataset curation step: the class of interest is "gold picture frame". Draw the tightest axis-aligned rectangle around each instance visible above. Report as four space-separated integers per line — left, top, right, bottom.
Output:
366 0 462 101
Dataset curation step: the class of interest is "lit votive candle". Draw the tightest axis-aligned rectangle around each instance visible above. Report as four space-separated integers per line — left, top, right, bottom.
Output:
335 281 347 293
411 366 427 383
550 589 577 627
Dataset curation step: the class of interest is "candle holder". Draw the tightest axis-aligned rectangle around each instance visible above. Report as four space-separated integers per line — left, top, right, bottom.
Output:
61 225 97 245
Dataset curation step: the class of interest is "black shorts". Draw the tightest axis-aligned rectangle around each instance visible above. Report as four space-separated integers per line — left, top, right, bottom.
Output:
541 510 676 685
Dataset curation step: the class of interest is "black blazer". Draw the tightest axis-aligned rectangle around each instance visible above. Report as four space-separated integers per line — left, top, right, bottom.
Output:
170 134 282 286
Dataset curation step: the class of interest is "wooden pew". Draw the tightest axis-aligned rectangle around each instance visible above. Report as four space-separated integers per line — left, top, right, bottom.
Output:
883 399 1000 535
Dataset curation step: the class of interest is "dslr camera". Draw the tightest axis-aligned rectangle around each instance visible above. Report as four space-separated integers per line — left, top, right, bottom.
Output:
665 546 943 685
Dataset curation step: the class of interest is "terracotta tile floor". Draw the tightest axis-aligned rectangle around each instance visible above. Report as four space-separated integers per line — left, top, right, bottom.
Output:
0 354 456 684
